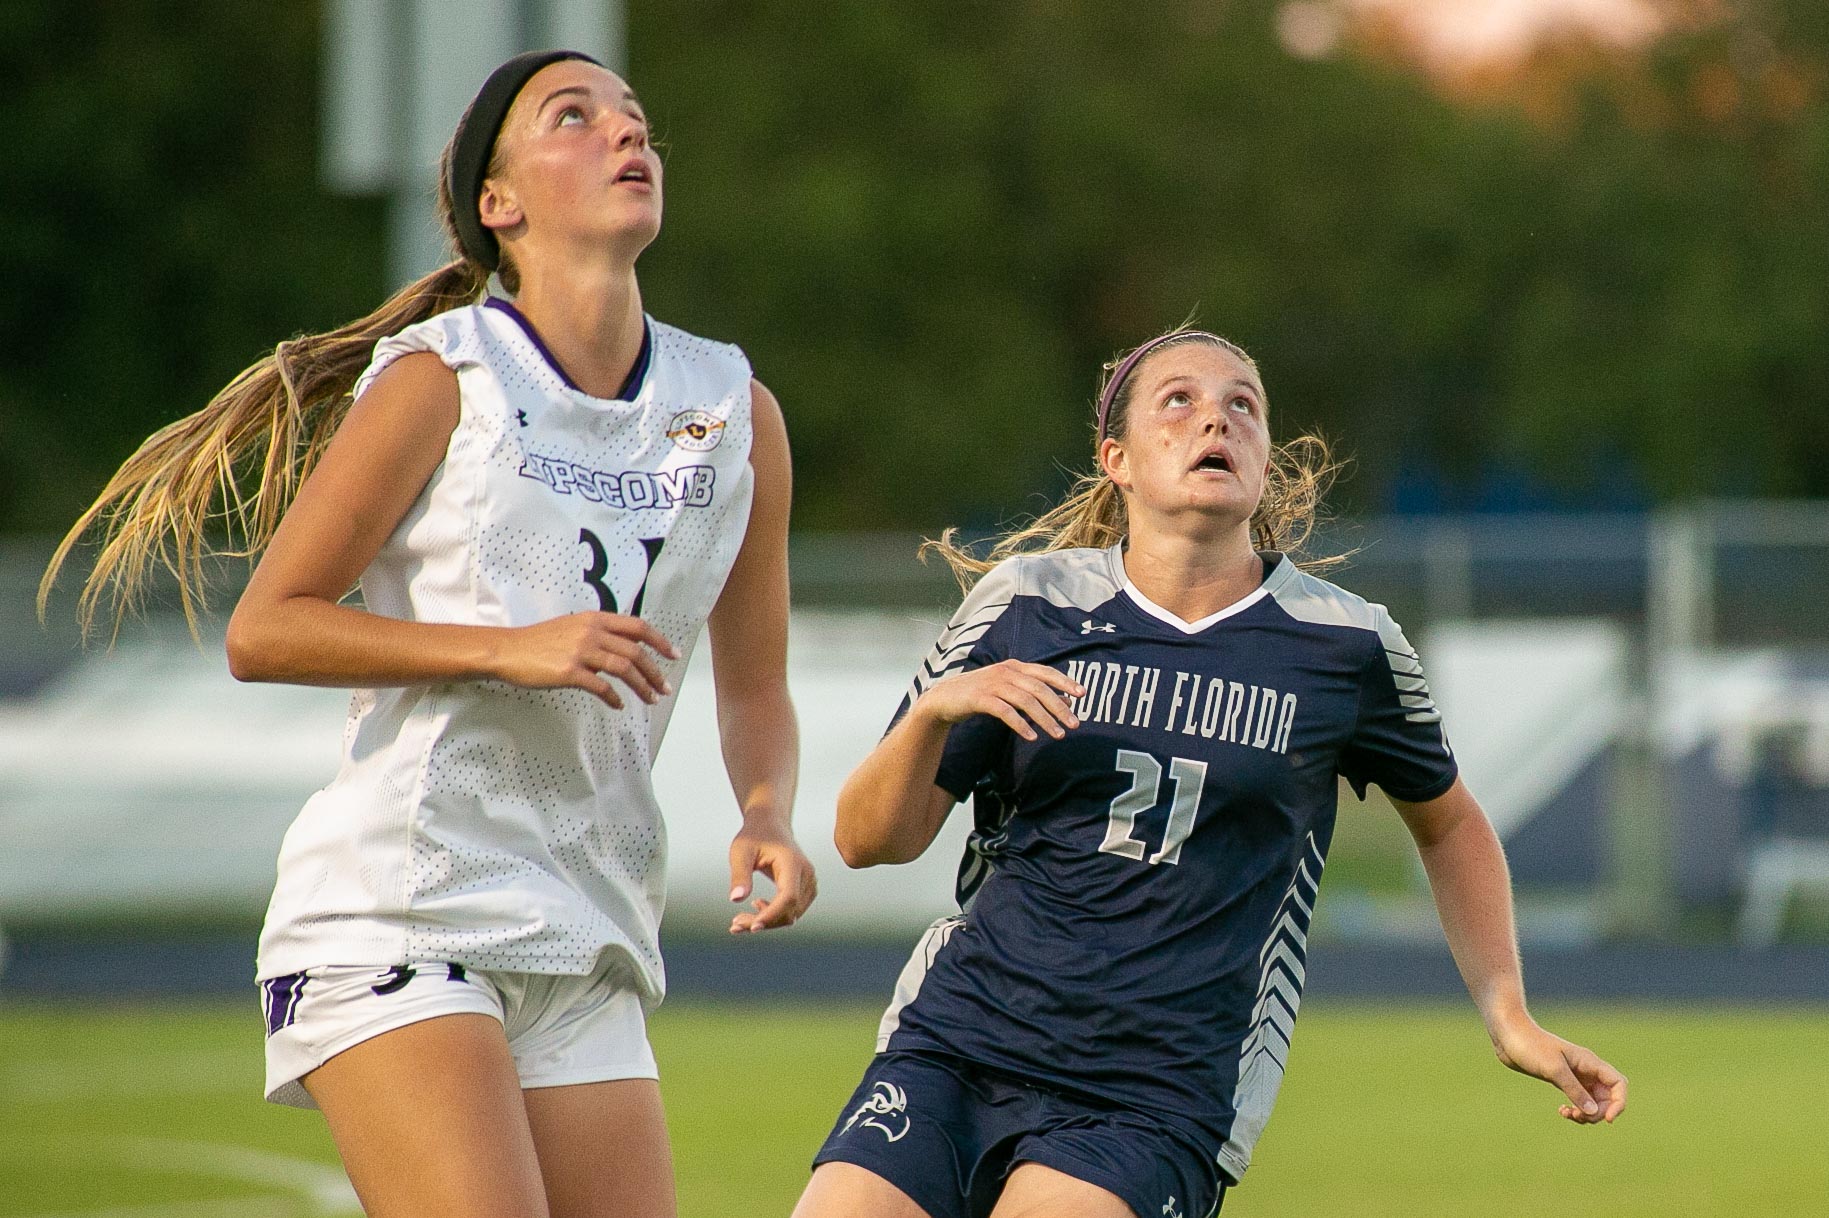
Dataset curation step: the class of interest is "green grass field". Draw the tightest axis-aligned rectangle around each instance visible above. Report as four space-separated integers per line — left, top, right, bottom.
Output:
1 1000 1823 1216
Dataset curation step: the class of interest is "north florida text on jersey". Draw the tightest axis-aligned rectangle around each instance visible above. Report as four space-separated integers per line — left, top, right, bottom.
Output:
1064 659 1298 755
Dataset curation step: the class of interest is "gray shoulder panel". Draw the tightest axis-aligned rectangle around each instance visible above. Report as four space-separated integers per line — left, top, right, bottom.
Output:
1264 565 1383 632
1020 545 1124 612
904 547 1119 708
906 555 1025 706
955 553 1025 623
1270 566 1441 723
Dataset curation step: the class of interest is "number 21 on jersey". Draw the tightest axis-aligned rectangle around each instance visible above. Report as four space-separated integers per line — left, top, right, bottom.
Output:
1099 749 1209 866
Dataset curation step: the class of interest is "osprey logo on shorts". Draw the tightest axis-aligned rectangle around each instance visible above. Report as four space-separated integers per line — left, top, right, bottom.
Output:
840 1081 911 1142
666 409 726 452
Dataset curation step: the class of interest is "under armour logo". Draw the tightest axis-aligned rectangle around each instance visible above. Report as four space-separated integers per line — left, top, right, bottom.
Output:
516 408 529 427
840 1081 911 1142
1080 619 1116 634
1162 1198 1182 1218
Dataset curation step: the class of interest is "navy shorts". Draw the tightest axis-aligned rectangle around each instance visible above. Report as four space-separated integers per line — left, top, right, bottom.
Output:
812 1050 1228 1218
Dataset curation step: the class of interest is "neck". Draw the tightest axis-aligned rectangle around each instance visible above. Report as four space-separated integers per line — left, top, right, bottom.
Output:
1121 516 1264 623
508 255 645 398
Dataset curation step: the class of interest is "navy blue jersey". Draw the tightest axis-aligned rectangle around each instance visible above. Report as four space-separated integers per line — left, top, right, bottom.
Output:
873 543 1457 1183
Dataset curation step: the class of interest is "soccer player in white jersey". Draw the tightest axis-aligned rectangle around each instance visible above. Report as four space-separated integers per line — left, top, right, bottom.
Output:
43 51 812 1218
792 329 1626 1218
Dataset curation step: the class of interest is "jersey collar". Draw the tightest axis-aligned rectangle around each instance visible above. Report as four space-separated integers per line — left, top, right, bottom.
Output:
1111 541 1294 635
484 297 653 402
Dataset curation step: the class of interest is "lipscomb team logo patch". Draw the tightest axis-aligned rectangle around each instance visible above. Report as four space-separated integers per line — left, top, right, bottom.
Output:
667 409 725 452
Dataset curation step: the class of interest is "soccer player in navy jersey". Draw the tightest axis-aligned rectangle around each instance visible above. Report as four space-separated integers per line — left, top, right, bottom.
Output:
792 329 1626 1218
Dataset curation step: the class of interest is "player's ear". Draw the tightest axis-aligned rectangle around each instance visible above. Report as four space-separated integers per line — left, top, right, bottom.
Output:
1100 437 1132 492
479 177 523 233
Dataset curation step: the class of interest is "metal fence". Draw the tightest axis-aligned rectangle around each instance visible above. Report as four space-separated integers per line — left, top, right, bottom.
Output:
6 502 1827 941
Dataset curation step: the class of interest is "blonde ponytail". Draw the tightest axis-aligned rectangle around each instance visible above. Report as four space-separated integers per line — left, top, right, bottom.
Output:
39 258 488 638
38 124 512 639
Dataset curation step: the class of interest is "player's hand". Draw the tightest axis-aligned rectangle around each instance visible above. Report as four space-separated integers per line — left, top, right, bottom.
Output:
1492 1017 1627 1125
728 818 817 934
490 612 680 709
913 660 1085 742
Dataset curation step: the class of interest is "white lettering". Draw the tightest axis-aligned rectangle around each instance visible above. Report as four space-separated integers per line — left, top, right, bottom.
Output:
622 473 655 509
1166 671 1191 734
1180 671 1204 736
1076 663 1103 720
1093 662 1122 723
1200 678 1226 738
1131 667 1160 727
1221 681 1246 742
517 456 719 509
1271 692 1299 754
592 470 624 506
1251 687 1280 749
1116 665 1140 723
655 467 696 505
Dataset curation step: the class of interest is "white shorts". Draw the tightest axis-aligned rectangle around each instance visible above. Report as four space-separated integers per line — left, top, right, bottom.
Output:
259 956 658 1109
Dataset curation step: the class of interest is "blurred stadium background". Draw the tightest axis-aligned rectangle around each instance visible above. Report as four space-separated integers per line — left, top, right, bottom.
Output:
2 1 1826 1214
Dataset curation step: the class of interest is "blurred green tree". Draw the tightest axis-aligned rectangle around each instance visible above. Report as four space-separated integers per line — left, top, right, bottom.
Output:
5 0 1824 539
0 0 385 535
634 0 1828 526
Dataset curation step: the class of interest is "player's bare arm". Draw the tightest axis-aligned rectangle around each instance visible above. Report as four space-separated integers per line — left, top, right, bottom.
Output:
833 660 1083 868
225 350 678 706
708 378 815 934
1395 778 1628 1125
58 50 757 1218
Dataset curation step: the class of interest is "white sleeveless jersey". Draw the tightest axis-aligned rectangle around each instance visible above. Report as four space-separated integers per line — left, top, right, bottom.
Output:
256 300 755 997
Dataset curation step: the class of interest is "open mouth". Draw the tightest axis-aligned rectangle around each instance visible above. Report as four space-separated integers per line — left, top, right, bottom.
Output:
1193 451 1232 474
615 163 653 186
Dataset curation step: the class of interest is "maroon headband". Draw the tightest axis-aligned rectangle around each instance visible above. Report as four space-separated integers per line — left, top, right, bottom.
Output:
1095 330 1227 442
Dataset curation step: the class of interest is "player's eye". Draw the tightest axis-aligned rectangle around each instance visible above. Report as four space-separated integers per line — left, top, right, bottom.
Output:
1164 391 1192 409
1229 395 1254 414
556 105 587 127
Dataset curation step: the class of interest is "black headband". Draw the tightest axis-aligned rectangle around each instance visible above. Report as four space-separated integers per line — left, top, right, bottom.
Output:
448 49 605 271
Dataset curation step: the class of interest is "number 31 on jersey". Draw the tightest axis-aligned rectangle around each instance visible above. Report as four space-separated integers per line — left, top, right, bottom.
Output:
579 528 665 617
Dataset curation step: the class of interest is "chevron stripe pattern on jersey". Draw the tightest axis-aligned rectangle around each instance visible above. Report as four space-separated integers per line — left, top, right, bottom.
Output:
1219 832 1324 1180
906 599 1014 707
1383 642 1442 724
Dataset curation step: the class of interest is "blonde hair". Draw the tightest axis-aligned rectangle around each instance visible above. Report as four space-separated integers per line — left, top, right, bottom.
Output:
924 327 1346 590
39 128 519 638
